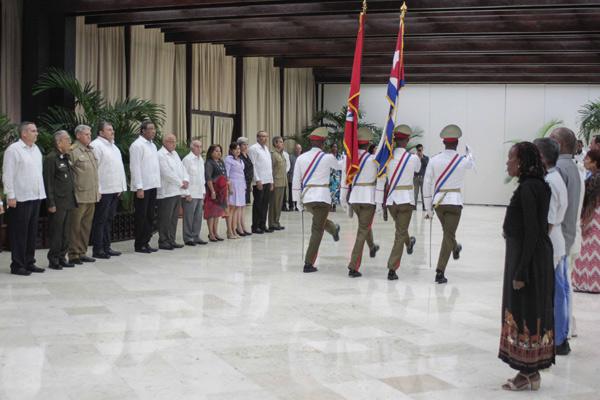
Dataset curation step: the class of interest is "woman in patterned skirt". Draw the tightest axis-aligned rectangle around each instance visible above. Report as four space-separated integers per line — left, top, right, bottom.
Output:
500 142 555 391
204 144 228 242
573 149 600 293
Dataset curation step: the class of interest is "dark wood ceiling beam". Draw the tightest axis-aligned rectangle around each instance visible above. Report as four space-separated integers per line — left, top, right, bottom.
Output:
275 53 600 68
315 65 600 75
69 0 298 14
316 74 600 84
224 35 600 57
163 13 600 43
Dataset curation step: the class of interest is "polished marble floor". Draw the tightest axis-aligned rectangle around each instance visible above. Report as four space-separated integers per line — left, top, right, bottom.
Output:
1 206 599 400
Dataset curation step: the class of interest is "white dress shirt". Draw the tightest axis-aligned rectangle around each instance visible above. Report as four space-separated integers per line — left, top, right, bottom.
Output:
248 142 273 184
423 149 475 211
340 149 379 205
283 151 291 174
182 152 206 199
375 147 421 206
2 139 46 202
292 147 342 204
157 146 189 199
545 168 568 265
129 136 161 190
91 136 127 194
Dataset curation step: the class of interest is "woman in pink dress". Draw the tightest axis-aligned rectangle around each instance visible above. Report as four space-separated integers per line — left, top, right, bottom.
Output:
573 149 600 293
224 142 246 239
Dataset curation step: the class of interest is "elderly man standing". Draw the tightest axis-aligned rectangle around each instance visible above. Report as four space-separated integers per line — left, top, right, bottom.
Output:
268 136 289 231
286 143 302 212
90 121 127 259
248 130 273 234
182 139 207 246
130 120 161 253
68 125 99 265
44 131 77 270
3 122 46 275
157 134 189 250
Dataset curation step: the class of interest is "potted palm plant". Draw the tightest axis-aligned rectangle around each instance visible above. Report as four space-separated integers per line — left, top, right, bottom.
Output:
580 99 600 143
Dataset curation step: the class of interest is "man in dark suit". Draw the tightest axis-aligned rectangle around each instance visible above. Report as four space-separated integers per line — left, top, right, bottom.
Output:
43 131 77 270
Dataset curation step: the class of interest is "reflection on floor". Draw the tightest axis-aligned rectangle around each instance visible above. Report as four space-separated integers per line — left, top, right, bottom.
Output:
0 206 598 400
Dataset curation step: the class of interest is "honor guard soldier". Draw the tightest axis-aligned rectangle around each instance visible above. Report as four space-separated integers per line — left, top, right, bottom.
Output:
292 127 342 273
341 127 380 278
376 124 420 281
423 124 475 284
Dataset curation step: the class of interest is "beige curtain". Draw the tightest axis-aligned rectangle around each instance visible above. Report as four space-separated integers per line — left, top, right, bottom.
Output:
0 0 22 121
75 16 126 103
191 114 212 148
130 26 186 141
284 68 315 139
214 116 234 147
243 57 280 143
192 44 235 114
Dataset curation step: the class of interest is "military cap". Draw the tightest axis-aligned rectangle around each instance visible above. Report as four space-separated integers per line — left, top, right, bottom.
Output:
440 124 462 142
358 127 373 144
393 124 412 139
308 127 328 141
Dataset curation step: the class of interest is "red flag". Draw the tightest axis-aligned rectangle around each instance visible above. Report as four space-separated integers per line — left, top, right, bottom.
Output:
343 10 365 185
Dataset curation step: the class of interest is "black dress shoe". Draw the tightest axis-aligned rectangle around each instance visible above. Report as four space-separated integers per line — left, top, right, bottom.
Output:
70 258 83 265
303 264 318 273
135 247 152 254
159 244 174 250
275 226 285 230
59 259 75 268
106 249 122 256
264 227 274 233
388 270 399 280
185 241 196 246
26 265 45 273
236 229 247 237
80 256 96 263
11 268 31 276
406 236 416 255
453 244 462 260
243 231 252 236
147 246 158 252
252 228 264 234
171 243 184 249
348 269 362 278
195 239 208 245
48 263 62 270
93 252 111 259
435 271 448 284
369 244 380 258
556 339 571 356
332 224 340 242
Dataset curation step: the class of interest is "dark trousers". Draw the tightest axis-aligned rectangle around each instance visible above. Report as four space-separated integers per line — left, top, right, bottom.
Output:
134 188 157 249
47 207 72 264
157 196 180 247
252 183 271 230
284 179 295 210
413 175 425 209
91 193 119 253
8 200 41 271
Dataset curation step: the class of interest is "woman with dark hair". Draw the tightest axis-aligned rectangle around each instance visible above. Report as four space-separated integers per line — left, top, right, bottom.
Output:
573 148 600 293
500 142 555 391
204 144 228 242
225 142 246 239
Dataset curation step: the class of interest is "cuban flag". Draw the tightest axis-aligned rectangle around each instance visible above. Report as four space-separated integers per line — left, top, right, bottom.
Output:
343 10 365 186
375 4 407 177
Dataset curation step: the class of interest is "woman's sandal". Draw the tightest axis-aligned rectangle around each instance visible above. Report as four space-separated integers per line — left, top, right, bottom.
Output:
502 372 540 391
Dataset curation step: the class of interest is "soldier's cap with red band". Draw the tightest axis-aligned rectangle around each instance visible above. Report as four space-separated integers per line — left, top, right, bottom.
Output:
358 127 373 144
308 127 328 141
440 124 462 143
393 124 413 139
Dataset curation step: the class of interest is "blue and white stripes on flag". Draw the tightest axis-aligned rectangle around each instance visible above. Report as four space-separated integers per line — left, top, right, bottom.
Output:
374 3 407 177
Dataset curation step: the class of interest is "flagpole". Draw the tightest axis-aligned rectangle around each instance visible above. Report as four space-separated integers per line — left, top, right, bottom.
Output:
391 2 408 126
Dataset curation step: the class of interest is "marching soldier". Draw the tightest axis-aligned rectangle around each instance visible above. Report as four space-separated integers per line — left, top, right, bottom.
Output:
423 124 475 284
341 127 380 278
376 124 421 280
292 127 341 273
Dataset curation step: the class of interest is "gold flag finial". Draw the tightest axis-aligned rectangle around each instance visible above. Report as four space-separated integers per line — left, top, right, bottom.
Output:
362 0 367 14
400 2 407 19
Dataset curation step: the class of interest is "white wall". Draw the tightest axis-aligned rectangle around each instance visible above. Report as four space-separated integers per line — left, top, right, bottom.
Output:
323 83 600 205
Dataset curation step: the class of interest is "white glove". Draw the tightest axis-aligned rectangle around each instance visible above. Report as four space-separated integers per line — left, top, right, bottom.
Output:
341 198 348 212
425 210 434 219
297 202 304 212
375 203 383 215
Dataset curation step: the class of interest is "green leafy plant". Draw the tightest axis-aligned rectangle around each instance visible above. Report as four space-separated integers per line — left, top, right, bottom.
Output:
580 99 600 144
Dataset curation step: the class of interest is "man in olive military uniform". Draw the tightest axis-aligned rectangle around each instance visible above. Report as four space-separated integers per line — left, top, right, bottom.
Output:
423 124 475 284
268 136 289 231
376 125 421 280
44 131 77 270
341 127 380 278
292 127 341 273
68 125 100 264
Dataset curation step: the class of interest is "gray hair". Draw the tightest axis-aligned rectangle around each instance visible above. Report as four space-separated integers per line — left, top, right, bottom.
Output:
237 136 249 145
533 137 560 167
74 124 91 136
54 130 70 144
550 127 577 154
190 139 202 149
272 136 283 146
19 121 35 135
